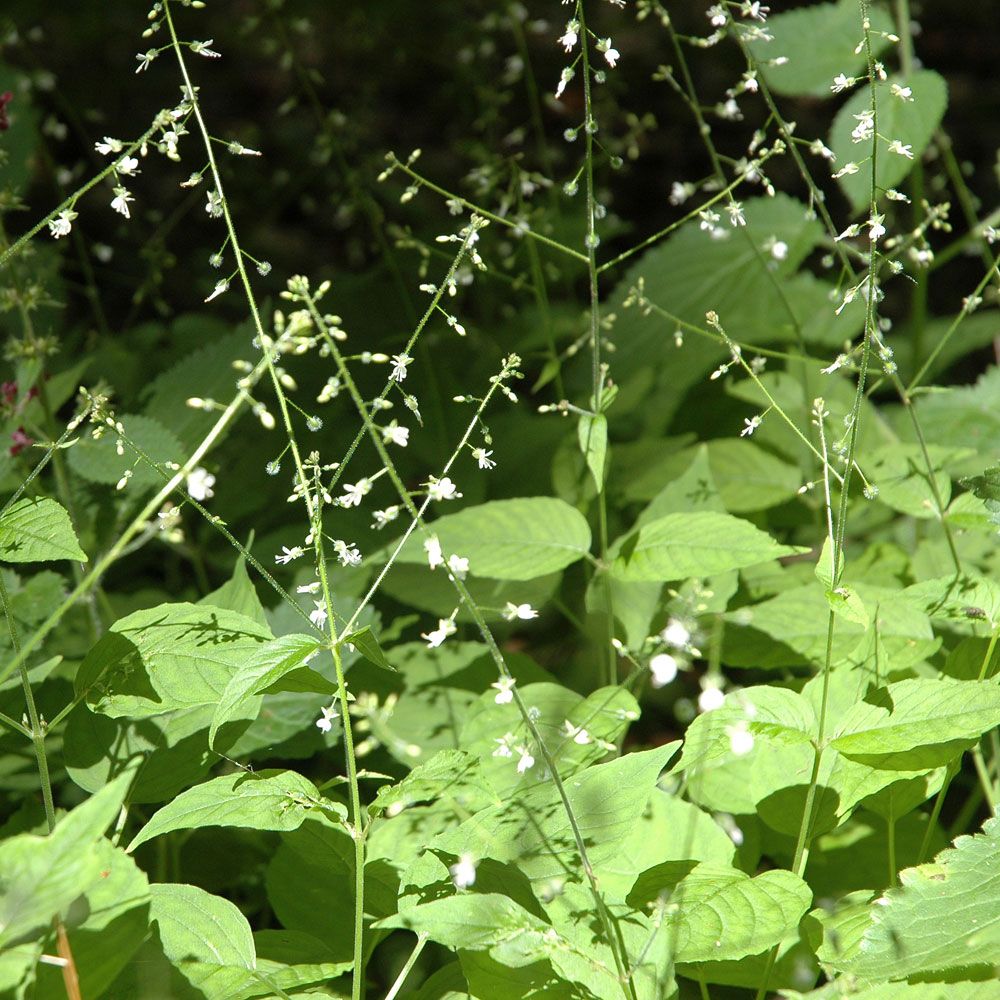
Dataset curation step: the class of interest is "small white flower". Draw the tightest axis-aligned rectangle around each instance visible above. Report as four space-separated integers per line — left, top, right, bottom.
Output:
698 682 726 712
191 39 221 58
117 155 140 176
275 545 305 565
381 420 410 447
372 506 400 530
339 478 372 508
503 602 538 621
205 189 224 218
491 676 516 704
770 240 788 261
649 653 678 688
707 4 727 27
424 536 444 570
449 854 478 890
727 201 746 227
472 447 496 470
830 73 855 93
493 732 515 758
868 214 886 242
297 581 321 594
135 50 157 73
310 600 329 631
426 476 462 501
890 83 913 101
447 553 469 580
315 705 337 733
851 110 875 143
389 353 412 382
563 720 592 745
110 186 134 219
422 617 457 648
333 539 362 567
558 20 579 52
727 721 755 756
555 66 574 100
604 45 620 68
48 209 77 239
741 414 762 437
516 747 535 774
186 467 216 501
204 280 229 303
887 139 913 159
835 224 861 242
661 620 690 648
95 136 123 155
833 162 860 179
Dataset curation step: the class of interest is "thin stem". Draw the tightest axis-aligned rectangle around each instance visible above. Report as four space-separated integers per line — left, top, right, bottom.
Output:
382 934 428 1000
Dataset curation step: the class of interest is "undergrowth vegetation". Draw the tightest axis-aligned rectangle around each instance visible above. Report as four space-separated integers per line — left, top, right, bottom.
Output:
1 0 999 997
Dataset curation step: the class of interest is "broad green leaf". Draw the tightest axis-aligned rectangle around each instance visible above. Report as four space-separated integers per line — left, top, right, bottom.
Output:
744 0 892 98
830 70 948 211
209 633 326 749
627 862 812 962
831 677 1000 767
68 412 183 490
201 554 268 628
0 772 132 948
342 624 394 672
868 443 955 520
377 893 551 951
371 749 491 815
432 742 680 884
904 573 1000 628
837 814 1000 980
612 511 804 582
76 602 272 720
825 584 869 627
30 840 150 1000
578 413 608 492
128 769 336 851
395 497 591 580
0 496 86 563
149 882 257 995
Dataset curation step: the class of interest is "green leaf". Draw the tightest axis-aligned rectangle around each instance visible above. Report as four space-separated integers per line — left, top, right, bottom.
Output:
75 602 273 720
611 511 804 582
830 677 1000 767
0 497 86 563
201 554 268 628
627 862 812 962
128 769 336 851
343 624 395 672
837 814 1000 980
744 0 893 98
578 413 608 492
830 70 948 211
868 443 955 520
432 743 680 884
68 412 184 490
394 497 591 580
209 633 326 749
0 771 132 949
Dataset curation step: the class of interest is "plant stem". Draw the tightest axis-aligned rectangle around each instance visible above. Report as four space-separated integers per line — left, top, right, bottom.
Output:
383 934 428 1000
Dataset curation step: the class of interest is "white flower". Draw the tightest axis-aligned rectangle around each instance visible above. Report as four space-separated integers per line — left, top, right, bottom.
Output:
830 73 854 93
447 553 469 580
707 4 727 27
205 189 224 217
48 209 77 239
449 854 477 890
135 50 157 73
491 677 516 704
472 447 496 470
649 653 679 688
371 506 400 530
315 705 337 733
741 415 762 437
727 721 755 756
504 602 538 621
381 420 409 447
558 20 579 52
698 682 726 712
389 353 412 382
604 45 620 68
836 224 861 242
186 467 216 501
95 136 123 155
117 155 140 176
868 214 886 242
275 545 305 565
191 39 221 58
493 732 515 758
333 539 362 567
204 280 229 303
888 139 913 159
516 747 535 774
426 476 462 501
563 720 592 745
421 617 457 648
110 186 134 219
727 201 746 227
661 619 690 649
833 162 860 179
424 535 444 570
310 600 329 631
297 581 321 594
339 478 372 507
770 240 788 261
555 67 574 100
851 110 874 143
891 83 913 101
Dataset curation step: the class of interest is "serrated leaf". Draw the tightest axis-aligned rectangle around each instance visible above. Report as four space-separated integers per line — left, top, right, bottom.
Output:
0 497 86 563
578 413 608 492
611 511 804 582
627 862 812 962
868 443 955 520
75 602 273 721
837 814 1000 979
67 412 183 490
128 769 335 852
830 677 1000 767
902 574 1000 627
830 70 948 211
210 633 326 749
744 0 893 98
394 497 591 580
